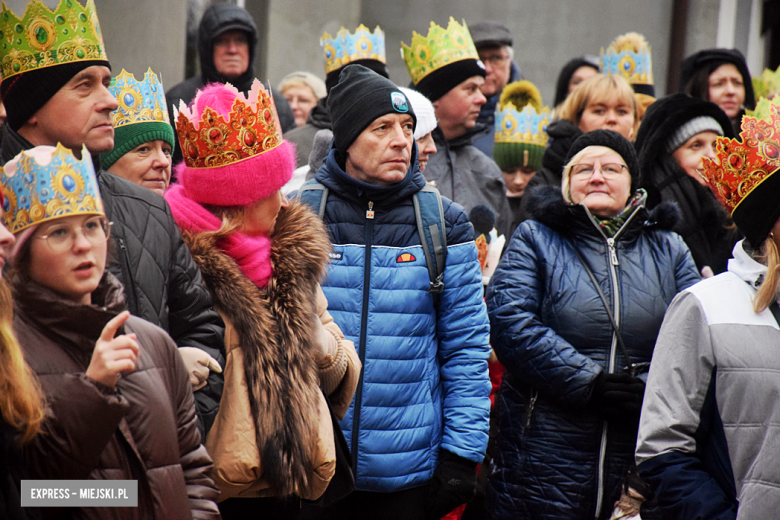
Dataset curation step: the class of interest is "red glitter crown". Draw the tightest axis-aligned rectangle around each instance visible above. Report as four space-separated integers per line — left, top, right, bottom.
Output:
701 99 780 216
174 80 283 169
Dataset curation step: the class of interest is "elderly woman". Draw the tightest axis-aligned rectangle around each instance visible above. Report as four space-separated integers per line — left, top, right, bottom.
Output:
165 82 359 519
278 71 327 128
485 130 699 520
636 95 780 520
101 69 176 195
3 144 220 519
637 93 740 276
680 48 755 134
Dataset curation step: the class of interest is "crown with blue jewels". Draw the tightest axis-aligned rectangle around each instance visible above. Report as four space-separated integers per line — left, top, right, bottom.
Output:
599 32 653 86
109 68 170 128
0 144 103 234
495 104 551 147
321 24 385 75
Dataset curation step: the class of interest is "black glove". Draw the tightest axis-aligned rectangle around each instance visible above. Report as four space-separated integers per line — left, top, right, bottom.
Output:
590 371 646 420
425 450 477 520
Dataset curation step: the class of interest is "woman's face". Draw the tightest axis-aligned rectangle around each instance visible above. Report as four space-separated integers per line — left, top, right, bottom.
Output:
503 167 536 197
568 66 598 95
282 85 319 127
569 147 631 217
241 190 289 237
578 96 635 140
672 130 719 186
28 214 108 304
0 212 15 271
109 140 172 196
708 63 745 119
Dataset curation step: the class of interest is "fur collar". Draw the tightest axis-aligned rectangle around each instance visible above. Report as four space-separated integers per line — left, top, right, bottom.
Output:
181 200 331 497
525 185 681 237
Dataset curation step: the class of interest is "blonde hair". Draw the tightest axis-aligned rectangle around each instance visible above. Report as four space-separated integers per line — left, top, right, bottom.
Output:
557 73 638 136
0 277 44 444
278 71 326 100
753 237 780 313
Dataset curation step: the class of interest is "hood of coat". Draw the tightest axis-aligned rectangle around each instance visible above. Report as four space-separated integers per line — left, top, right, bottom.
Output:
728 239 768 290
306 96 332 130
524 185 681 242
541 120 583 182
180 200 330 497
197 3 258 91
13 271 126 358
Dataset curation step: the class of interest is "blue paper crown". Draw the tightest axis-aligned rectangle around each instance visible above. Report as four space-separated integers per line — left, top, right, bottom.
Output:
109 68 170 128
321 24 385 75
600 35 653 85
494 104 551 147
0 144 103 234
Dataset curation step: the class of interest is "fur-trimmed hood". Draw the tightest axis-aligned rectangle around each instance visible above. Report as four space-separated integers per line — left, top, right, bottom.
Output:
525 185 681 240
181 200 331 497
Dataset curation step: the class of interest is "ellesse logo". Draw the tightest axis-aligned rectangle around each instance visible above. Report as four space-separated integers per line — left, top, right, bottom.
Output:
396 253 416 263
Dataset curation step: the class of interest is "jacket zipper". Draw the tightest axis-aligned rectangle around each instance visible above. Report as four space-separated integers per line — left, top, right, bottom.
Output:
352 201 374 476
116 238 139 315
584 208 641 519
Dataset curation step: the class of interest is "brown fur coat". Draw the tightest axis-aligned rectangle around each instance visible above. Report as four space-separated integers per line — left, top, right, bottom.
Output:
182 201 338 499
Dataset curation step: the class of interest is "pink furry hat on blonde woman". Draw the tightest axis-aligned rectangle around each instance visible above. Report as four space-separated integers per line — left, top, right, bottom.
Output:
172 80 295 206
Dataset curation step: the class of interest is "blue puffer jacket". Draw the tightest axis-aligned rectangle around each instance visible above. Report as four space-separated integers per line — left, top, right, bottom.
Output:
485 187 700 520
311 148 491 493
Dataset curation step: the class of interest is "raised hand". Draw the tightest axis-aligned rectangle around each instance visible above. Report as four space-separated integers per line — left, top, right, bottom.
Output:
87 311 139 389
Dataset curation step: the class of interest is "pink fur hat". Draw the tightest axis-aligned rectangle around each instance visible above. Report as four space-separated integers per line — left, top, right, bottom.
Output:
174 81 295 206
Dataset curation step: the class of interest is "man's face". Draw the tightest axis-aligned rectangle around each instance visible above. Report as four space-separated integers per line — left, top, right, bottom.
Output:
213 30 250 80
345 113 414 186
477 46 511 97
24 65 117 155
434 75 487 140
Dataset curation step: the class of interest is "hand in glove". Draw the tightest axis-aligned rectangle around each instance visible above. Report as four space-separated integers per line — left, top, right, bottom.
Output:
590 371 645 420
425 450 477 520
178 347 222 391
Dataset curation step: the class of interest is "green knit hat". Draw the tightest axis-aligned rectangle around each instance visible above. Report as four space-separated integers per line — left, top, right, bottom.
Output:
101 122 175 170
494 80 550 172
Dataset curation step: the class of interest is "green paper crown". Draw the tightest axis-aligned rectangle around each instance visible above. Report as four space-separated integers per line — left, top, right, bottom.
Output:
753 66 780 102
401 17 480 85
0 0 107 81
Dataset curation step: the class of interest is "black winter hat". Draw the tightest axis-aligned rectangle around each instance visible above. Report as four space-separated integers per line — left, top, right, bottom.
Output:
565 129 641 191
328 64 417 155
415 59 486 102
679 48 755 110
553 55 600 107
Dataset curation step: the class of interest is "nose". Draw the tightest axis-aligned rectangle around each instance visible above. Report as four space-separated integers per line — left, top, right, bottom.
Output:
725 80 736 95
424 141 437 155
154 147 171 169
474 89 487 106
100 83 119 112
389 122 409 147
605 109 618 124
589 164 607 182
0 222 14 249
72 227 93 251
703 142 717 160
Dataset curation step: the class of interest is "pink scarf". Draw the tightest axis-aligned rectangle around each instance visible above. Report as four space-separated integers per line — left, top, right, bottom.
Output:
165 184 273 288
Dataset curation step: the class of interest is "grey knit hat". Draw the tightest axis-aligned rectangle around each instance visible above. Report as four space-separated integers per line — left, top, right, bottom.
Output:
666 116 724 153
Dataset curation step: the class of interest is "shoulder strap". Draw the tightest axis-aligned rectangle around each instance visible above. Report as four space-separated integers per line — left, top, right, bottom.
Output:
769 302 780 328
413 185 448 306
297 180 329 220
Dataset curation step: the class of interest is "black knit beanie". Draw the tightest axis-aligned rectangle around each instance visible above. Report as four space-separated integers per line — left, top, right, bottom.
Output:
565 129 641 190
415 59 486 102
328 64 417 155
1 60 110 131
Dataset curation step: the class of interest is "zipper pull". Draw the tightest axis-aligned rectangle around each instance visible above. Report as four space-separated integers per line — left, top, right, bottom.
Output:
607 237 619 266
366 201 375 220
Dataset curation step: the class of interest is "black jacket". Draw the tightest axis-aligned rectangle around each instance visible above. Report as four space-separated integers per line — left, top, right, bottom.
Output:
0 419 41 520
0 125 225 438
165 3 295 164
285 96 331 168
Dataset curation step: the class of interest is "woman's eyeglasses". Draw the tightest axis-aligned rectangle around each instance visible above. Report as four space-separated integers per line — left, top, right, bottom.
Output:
34 216 112 252
571 163 627 179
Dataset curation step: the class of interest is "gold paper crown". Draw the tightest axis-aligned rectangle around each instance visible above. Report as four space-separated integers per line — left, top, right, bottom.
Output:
174 80 283 169
320 24 385 75
109 68 169 128
753 65 780 101
701 96 780 216
0 0 107 81
600 32 653 86
401 17 480 85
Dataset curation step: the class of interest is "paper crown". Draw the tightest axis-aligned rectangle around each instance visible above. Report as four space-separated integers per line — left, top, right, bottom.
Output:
175 79 283 169
495 81 551 148
753 65 780 102
401 17 480 86
320 24 385 75
0 0 107 81
701 96 780 216
0 144 103 234
109 68 170 128
599 32 653 86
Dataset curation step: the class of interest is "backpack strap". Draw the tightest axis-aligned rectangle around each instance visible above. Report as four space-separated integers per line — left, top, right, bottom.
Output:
297 179 329 220
413 185 448 306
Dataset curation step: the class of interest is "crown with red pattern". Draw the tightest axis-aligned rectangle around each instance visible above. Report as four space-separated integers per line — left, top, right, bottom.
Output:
701 97 780 216
174 79 282 169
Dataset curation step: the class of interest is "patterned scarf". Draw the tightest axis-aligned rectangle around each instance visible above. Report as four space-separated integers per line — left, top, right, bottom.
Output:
595 189 647 238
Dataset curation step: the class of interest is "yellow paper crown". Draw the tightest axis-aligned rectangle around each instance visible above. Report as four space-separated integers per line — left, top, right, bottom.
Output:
320 24 385 75
401 17 480 85
0 0 107 81
753 66 780 102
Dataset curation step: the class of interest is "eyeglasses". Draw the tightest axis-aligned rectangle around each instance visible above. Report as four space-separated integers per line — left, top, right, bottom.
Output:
34 216 112 252
481 54 509 66
571 163 627 179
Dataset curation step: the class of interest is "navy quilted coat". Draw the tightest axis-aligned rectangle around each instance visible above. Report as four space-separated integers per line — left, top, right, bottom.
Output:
485 187 699 519
311 148 492 493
